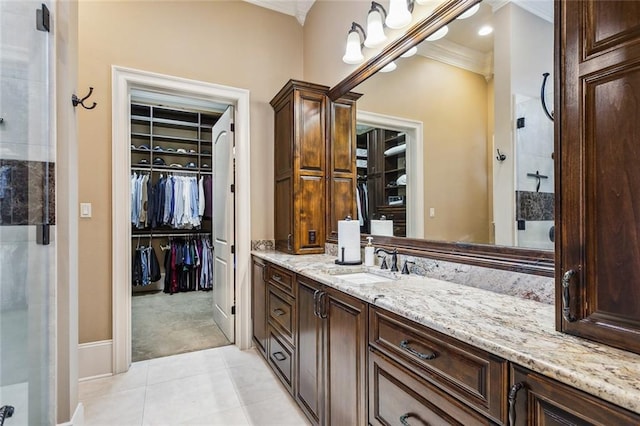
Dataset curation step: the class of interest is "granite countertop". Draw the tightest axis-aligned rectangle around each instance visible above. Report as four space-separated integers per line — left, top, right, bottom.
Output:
252 250 640 415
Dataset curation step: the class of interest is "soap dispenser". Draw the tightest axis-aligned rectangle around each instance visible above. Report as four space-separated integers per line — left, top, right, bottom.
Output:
364 237 375 267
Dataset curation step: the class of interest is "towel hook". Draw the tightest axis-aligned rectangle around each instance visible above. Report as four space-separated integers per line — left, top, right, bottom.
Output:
496 149 507 162
72 87 97 110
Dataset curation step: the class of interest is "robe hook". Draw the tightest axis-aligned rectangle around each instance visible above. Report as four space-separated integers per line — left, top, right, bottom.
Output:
72 87 97 110
496 149 507 162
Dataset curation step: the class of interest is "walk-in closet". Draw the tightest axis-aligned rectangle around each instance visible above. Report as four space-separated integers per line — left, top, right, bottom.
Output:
129 94 231 361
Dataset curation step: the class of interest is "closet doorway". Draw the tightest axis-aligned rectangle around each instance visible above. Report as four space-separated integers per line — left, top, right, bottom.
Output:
112 67 252 374
356 111 425 239
130 93 235 362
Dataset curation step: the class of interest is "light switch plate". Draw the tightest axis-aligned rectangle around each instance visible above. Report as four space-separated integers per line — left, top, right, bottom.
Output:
429 207 435 218
80 203 92 218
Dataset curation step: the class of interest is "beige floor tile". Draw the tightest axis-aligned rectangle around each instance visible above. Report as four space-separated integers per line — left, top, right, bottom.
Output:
218 346 262 368
83 387 146 426
146 349 226 386
242 394 311 426
181 406 251 426
228 361 290 406
142 370 241 425
79 361 149 400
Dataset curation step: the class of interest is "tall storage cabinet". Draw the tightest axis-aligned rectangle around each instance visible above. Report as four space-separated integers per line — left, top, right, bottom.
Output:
557 0 640 354
271 80 328 254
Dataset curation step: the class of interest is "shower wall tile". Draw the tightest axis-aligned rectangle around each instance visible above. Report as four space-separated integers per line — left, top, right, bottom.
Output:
516 190 554 221
0 159 55 226
517 220 554 251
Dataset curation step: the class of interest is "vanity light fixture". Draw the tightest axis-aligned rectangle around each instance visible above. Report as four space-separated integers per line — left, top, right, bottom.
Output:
386 0 414 29
342 22 366 64
380 61 397 72
364 2 388 48
456 3 480 19
478 25 493 36
426 24 448 41
400 46 418 58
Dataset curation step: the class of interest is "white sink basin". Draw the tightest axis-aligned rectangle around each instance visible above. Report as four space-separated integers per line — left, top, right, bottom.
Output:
332 272 394 285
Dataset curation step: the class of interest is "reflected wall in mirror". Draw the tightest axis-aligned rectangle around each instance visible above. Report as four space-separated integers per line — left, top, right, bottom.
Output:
353 0 554 251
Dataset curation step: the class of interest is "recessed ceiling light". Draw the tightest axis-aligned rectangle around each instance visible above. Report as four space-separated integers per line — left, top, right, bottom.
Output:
478 25 493 36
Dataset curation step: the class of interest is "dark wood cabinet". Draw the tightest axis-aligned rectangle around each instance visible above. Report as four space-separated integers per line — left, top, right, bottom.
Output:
509 365 640 426
251 257 268 358
327 93 361 238
557 0 640 354
271 80 328 254
369 306 507 425
295 276 367 426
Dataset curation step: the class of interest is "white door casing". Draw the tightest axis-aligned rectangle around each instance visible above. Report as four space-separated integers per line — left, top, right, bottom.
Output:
111 66 251 374
212 107 235 342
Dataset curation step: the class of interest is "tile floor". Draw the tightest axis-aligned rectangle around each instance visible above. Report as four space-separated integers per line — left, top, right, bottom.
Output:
79 345 311 426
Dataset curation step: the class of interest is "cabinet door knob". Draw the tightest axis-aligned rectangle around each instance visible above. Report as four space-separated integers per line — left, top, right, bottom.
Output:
562 269 577 322
399 340 437 360
508 382 525 426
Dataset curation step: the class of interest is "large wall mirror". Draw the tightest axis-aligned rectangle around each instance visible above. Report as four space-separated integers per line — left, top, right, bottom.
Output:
329 0 555 276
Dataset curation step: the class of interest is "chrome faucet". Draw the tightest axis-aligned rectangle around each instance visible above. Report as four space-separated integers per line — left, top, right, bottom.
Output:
375 248 398 272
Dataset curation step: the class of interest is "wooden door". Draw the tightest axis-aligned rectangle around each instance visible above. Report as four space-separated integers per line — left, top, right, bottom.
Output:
323 288 367 426
557 0 640 354
295 277 324 426
509 365 640 425
251 257 267 357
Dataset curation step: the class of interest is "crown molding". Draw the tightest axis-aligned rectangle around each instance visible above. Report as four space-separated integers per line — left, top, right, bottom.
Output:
417 38 493 79
486 0 553 23
243 0 315 25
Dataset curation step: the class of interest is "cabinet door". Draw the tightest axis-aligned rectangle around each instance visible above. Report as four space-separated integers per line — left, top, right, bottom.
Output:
323 288 367 426
558 0 640 354
295 277 324 426
251 257 267 357
509 365 640 426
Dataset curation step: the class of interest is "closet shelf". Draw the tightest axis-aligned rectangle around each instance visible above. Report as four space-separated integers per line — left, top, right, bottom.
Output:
152 134 200 144
384 167 406 174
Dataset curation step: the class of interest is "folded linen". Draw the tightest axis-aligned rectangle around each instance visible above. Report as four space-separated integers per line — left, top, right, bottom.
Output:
384 143 406 156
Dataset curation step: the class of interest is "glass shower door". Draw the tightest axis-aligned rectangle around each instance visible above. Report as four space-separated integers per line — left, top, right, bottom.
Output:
0 1 54 424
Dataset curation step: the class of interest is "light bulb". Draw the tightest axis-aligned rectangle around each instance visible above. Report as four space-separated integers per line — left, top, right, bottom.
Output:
426 25 448 41
457 4 479 19
386 0 412 29
400 46 418 58
478 25 493 36
343 30 364 64
380 61 397 72
365 9 387 48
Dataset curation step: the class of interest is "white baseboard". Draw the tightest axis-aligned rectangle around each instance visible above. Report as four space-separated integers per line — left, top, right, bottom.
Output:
78 340 113 380
58 402 84 426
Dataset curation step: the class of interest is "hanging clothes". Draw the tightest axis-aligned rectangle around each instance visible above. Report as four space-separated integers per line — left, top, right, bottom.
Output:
132 244 161 286
161 236 214 294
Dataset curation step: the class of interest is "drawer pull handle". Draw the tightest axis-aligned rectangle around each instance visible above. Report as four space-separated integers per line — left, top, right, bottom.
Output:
272 274 282 282
272 351 286 362
399 413 427 426
313 289 321 317
562 269 576 322
508 382 525 426
273 308 286 316
400 340 436 360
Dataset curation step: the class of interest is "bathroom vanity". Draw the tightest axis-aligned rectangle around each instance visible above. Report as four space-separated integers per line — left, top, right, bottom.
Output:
251 251 640 426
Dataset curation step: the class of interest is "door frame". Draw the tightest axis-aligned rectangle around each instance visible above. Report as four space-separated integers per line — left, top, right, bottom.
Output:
111 66 251 373
356 110 424 238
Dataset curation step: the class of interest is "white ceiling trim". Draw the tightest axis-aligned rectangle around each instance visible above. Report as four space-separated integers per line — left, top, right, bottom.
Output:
243 0 315 25
418 39 494 80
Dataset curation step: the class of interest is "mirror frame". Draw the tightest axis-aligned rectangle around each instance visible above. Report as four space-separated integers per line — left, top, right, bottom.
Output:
327 0 554 277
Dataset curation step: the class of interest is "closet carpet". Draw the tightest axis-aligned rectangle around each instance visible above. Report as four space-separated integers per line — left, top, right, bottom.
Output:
132 290 231 362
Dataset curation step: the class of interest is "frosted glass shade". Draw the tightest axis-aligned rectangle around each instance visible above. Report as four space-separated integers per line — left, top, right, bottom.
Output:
343 30 364 64
365 10 387 48
400 46 418 58
456 3 479 19
380 61 397 72
426 25 448 41
386 0 412 29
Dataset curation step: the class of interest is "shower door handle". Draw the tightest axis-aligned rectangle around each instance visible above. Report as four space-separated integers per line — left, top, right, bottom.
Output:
0 406 15 426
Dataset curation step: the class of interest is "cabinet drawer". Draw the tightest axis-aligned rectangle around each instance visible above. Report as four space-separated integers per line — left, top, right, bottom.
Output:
267 264 294 295
268 327 294 395
369 307 507 423
268 284 294 345
369 349 494 426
